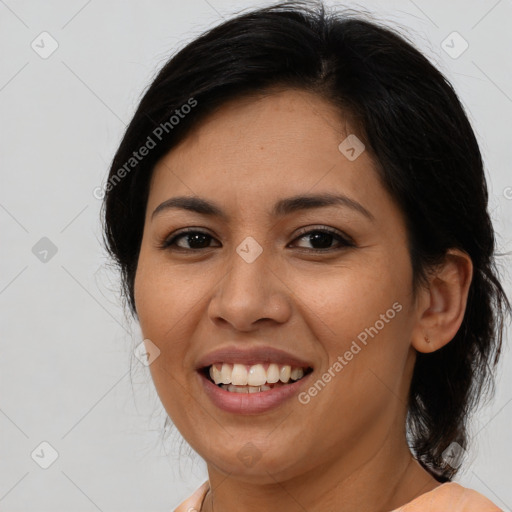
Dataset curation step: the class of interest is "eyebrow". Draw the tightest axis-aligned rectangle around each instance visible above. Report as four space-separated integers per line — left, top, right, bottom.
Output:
151 193 375 222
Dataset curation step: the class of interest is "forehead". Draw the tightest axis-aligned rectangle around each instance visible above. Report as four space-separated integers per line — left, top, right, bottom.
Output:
147 89 394 224
160 88 356 173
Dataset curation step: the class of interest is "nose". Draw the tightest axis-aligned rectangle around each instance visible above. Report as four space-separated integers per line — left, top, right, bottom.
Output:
207 238 292 332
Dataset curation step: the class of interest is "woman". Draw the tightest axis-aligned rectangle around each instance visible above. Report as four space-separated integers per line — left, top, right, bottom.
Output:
101 2 510 511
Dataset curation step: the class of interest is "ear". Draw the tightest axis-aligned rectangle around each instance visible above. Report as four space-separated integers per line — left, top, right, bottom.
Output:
411 249 473 354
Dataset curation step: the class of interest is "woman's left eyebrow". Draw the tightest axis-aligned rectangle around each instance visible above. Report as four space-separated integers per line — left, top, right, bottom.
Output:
151 192 375 222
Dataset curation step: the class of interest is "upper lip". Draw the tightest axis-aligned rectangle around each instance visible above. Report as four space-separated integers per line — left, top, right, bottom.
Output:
195 345 314 370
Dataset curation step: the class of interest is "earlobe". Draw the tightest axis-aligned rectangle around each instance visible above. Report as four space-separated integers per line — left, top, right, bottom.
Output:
414 332 438 354
411 249 473 354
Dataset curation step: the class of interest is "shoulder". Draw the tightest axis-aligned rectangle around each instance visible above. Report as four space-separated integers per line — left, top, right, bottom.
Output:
394 482 503 512
445 483 503 511
172 480 503 512
172 481 209 512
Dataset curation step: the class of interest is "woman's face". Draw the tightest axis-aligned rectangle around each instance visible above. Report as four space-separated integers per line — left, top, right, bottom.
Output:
134 88 419 482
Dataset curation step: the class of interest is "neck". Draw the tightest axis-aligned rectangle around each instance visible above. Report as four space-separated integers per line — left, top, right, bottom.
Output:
201 425 440 512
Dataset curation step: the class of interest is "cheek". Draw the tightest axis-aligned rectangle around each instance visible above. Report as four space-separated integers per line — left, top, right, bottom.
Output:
134 254 202 428
286 253 406 338
290 253 412 401
134 249 198 339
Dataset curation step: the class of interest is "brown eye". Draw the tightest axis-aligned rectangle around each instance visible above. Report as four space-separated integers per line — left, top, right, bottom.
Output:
291 227 354 252
161 230 219 250
160 226 354 253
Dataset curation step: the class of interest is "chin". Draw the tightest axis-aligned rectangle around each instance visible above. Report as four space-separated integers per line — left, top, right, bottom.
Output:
203 443 307 483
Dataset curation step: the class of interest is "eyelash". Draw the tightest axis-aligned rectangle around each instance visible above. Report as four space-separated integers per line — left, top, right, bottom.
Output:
159 226 355 253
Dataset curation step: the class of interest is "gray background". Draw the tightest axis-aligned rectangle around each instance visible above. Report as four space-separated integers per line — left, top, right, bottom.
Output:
1 0 511 510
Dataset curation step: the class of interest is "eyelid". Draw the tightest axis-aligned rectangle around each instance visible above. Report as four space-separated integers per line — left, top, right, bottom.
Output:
292 225 355 245
159 227 218 249
160 224 355 251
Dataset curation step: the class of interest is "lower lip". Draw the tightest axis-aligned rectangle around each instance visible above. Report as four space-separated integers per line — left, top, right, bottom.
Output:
198 370 312 414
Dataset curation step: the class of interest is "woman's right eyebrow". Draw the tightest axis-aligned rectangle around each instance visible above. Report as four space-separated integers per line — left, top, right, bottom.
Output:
151 192 375 223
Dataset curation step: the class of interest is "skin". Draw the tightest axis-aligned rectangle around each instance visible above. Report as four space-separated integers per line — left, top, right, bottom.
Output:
134 88 473 512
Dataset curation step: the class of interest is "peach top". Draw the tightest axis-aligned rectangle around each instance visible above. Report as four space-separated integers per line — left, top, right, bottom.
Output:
173 480 502 512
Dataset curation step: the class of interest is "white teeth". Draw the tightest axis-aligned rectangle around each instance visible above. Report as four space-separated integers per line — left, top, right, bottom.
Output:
247 364 267 386
266 363 280 383
210 365 221 383
220 363 232 384
290 367 304 381
279 365 291 383
231 364 248 385
207 362 309 386
221 384 273 393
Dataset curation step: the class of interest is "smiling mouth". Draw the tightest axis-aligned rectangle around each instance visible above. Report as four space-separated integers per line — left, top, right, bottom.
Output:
200 363 314 393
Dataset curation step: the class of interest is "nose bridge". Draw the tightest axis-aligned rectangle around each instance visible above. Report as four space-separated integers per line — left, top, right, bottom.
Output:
208 232 290 329
235 234 266 265
225 234 271 295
